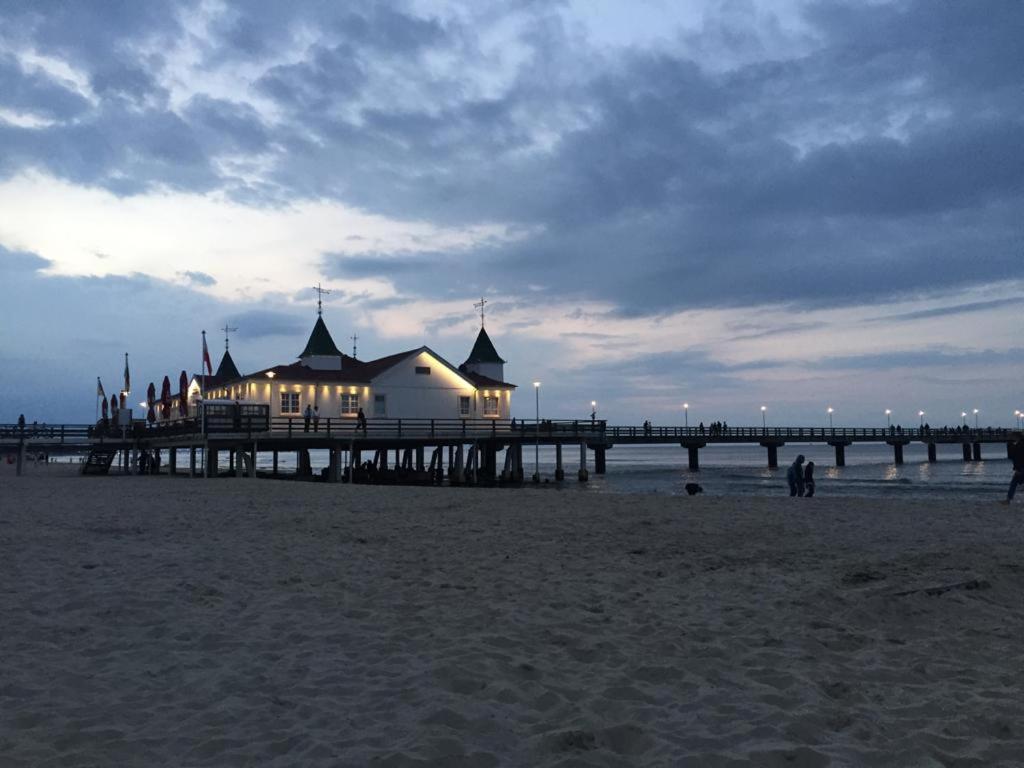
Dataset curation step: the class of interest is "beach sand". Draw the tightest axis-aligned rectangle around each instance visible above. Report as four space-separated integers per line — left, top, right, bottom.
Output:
1 465 1022 767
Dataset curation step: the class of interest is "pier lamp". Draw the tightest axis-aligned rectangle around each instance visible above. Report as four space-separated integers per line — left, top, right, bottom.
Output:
827 407 834 429
760 405 767 430
885 409 891 428
961 411 967 427
973 408 979 429
683 402 689 428
533 382 541 483
591 400 597 421
918 410 925 429
265 371 276 379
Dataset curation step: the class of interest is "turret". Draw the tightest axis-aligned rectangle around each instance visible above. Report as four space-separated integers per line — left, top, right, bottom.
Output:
460 327 506 382
299 315 343 370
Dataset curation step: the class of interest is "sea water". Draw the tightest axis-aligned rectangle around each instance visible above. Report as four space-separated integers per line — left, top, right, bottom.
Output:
256 441 1013 500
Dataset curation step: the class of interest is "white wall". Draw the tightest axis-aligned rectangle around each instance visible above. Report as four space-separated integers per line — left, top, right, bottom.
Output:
196 349 514 421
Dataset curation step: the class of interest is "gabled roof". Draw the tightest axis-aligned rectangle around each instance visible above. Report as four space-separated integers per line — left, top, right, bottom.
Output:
462 327 506 365
299 316 343 358
215 350 241 380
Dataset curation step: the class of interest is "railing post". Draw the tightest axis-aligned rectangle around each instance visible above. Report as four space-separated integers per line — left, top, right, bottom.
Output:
431 419 435 437
398 419 402 437
288 418 292 438
462 419 466 437
327 418 331 438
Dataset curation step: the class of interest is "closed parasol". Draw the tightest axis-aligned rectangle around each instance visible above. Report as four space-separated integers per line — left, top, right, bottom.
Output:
160 376 172 420
178 370 188 417
110 394 118 414
146 382 156 424
101 397 108 419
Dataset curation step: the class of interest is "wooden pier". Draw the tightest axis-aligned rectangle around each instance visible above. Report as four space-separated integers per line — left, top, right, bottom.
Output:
1 418 1018 481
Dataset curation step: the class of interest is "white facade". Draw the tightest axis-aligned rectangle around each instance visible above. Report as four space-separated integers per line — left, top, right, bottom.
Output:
193 347 512 422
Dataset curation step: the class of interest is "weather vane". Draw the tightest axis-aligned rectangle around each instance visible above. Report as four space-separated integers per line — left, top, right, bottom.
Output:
221 323 238 351
474 296 487 329
312 282 332 316
350 332 358 359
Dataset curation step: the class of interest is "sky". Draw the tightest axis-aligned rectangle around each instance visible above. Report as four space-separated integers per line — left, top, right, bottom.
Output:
0 0 1021 427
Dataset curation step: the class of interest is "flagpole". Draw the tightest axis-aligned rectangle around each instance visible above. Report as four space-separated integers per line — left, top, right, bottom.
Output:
95 377 99 423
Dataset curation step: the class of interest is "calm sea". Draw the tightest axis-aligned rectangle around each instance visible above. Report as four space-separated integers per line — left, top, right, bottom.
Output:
254 441 1013 500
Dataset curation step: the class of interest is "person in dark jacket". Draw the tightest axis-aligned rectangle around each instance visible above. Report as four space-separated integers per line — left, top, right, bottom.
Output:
1002 433 1024 504
803 461 816 497
786 455 805 497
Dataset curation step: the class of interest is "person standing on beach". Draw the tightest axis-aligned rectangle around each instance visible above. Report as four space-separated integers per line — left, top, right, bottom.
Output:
303 403 312 432
787 455 806 497
804 461 816 497
1002 433 1024 505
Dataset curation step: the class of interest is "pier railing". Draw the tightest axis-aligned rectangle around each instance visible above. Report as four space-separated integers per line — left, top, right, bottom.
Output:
605 425 1017 442
265 417 608 440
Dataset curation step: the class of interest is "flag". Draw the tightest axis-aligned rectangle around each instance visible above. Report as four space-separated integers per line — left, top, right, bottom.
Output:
123 353 131 394
202 331 213 375
97 377 106 399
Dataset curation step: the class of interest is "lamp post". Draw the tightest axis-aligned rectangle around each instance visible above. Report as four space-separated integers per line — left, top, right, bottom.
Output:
1016 410 1022 429
533 382 541 483
918 410 925 429
591 400 597 423
885 409 891 428
960 411 967 427
760 405 767 431
827 407 834 430
973 408 979 430
683 402 689 429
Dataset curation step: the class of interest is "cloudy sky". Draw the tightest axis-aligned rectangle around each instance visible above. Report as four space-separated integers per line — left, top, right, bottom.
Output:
0 0 1021 426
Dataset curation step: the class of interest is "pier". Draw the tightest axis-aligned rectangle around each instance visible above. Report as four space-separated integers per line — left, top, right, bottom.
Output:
1 418 1018 482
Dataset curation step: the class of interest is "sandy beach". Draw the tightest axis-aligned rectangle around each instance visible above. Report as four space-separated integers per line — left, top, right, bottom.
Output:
1 465 1022 767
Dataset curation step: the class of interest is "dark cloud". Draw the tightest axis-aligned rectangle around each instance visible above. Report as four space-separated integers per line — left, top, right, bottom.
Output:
178 270 217 287
870 297 1024 324
0 244 53 272
0 0 1021 425
226 310 307 339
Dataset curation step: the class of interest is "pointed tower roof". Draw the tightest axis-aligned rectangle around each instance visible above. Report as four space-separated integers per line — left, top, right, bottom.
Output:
463 327 506 365
299 315 343 358
215 349 241 381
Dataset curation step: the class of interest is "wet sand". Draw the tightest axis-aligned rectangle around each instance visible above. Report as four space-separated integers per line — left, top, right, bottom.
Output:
2 465 1023 766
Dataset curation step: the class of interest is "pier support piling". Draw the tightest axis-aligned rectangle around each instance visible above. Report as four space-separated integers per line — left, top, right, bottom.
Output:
893 443 904 464
962 443 971 462
831 443 847 467
555 443 564 480
206 448 219 478
416 446 425 472
763 444 779 468
168 448 177 475
927 443 937 463
578 441 589 482
272 451 278 475
594 447 606 475
189 447 196 477
688 445 700 471
972 442 982 461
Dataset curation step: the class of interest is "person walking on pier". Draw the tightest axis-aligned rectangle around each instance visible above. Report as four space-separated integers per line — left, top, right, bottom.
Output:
787 454 806 497
1002 433 1024 505
313 405 320 433
357 407 367 434
303 403 312 432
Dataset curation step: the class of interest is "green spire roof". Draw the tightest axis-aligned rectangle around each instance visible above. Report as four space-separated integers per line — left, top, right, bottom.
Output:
215 349 241 380
299 316 342 358
464 327 506 365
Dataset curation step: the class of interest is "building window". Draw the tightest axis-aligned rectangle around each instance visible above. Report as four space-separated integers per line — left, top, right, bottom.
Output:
374 394 386 416
280 392 300 415
483 396 499 417
340 393 360 415
415 366 431 375
459 396 471 416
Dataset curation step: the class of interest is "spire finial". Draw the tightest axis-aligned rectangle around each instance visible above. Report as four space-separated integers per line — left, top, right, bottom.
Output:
221 323 238 351
474 296 487 329
312 282 332 316
350 332 358 359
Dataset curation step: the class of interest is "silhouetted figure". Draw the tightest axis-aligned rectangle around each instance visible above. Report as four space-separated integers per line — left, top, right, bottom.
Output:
510 417 517 431
313 405 320 433
699 421 705 435
1002 434 1024 505
357 407 367 434
303 404 312 432
233 398 242 430
804 461 816 497
17 414 25 434
787 455 806 497
684 482 704 496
